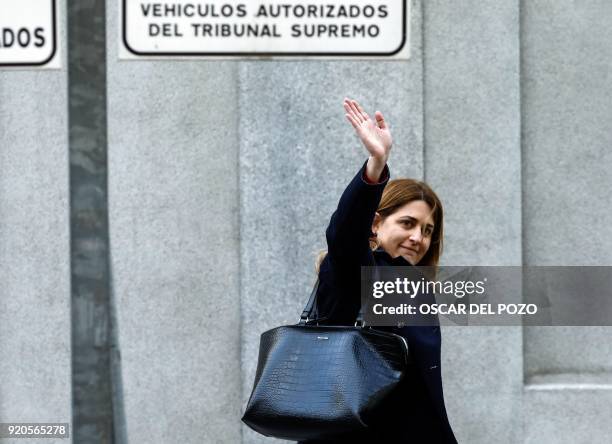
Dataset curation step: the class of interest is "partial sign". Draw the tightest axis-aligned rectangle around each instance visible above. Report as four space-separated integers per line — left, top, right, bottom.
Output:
0 0 59 68
121 0 410 59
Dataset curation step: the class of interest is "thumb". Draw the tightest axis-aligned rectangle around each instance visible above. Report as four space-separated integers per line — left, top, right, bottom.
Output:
375 111 387 129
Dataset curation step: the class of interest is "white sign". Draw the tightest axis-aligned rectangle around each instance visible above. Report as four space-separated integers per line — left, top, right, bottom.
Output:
0 0 59 68
121 0 410 59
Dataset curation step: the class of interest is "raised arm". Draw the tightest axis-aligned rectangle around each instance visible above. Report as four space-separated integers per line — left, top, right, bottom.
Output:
325 98 394 266
313 99 394 323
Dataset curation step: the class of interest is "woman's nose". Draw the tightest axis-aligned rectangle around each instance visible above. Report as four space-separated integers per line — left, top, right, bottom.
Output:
409 229 423 243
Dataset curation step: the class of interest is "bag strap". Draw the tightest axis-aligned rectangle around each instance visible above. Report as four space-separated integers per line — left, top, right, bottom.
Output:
299 278 365 326
299 278 320 324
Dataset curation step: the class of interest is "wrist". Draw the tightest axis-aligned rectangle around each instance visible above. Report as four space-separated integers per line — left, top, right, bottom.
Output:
368 155 388 168
365 156 388 183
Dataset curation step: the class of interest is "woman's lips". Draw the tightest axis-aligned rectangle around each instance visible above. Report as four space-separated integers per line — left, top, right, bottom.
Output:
401 245 418 254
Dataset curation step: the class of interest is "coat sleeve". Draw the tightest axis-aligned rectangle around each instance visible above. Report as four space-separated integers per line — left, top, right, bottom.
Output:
325 159 390 269
314 160 390 323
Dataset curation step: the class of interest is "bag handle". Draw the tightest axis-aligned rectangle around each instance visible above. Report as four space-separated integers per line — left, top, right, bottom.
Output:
299 278 366 326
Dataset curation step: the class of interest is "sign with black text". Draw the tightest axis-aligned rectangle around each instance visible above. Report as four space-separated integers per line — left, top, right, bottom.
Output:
0 0 59 68
120 0 410 59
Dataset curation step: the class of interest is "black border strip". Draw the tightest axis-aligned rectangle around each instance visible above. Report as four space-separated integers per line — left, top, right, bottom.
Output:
0 0 58 67
122 0 407 57
68 0 122 441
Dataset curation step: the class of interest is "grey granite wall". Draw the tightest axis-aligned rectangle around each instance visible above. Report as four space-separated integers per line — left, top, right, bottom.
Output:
106 1 242 442
0 1 71 443
521 1 612 442
424 1 522 442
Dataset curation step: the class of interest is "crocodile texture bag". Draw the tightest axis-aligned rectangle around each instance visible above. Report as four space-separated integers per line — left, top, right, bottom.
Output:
241 280 410 442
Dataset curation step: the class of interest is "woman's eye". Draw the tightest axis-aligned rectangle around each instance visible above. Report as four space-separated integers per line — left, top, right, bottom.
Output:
401 220 432 236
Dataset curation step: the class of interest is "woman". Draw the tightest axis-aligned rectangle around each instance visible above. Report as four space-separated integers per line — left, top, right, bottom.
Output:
299 98 457 443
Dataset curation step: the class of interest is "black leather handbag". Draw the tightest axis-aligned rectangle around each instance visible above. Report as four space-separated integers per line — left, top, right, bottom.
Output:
241 279 410 441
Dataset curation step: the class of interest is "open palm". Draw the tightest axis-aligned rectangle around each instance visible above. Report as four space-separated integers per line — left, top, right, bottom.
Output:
344 98 392 160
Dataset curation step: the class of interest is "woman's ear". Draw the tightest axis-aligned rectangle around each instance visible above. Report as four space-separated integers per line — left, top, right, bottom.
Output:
371 212 382 235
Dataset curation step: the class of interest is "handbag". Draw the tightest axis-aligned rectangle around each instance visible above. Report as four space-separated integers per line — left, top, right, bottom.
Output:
241 278 410 442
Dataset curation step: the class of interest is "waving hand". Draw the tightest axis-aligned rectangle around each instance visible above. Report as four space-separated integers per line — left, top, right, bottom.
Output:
343 98 393 163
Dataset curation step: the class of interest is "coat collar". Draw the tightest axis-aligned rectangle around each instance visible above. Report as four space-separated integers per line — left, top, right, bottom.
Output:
373 247 413 266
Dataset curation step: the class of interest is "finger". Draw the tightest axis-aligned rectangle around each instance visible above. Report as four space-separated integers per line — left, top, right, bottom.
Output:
343 97 355 112
353 100 370 121
375 111 387 129
345 113 359 130
348 100 365 124
350 100 366 122
344 100 363 124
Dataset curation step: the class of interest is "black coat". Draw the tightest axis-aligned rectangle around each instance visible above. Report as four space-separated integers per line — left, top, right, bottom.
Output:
299 161 457 444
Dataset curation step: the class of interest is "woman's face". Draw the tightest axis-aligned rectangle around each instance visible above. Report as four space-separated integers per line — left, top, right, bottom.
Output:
372 200 435 265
